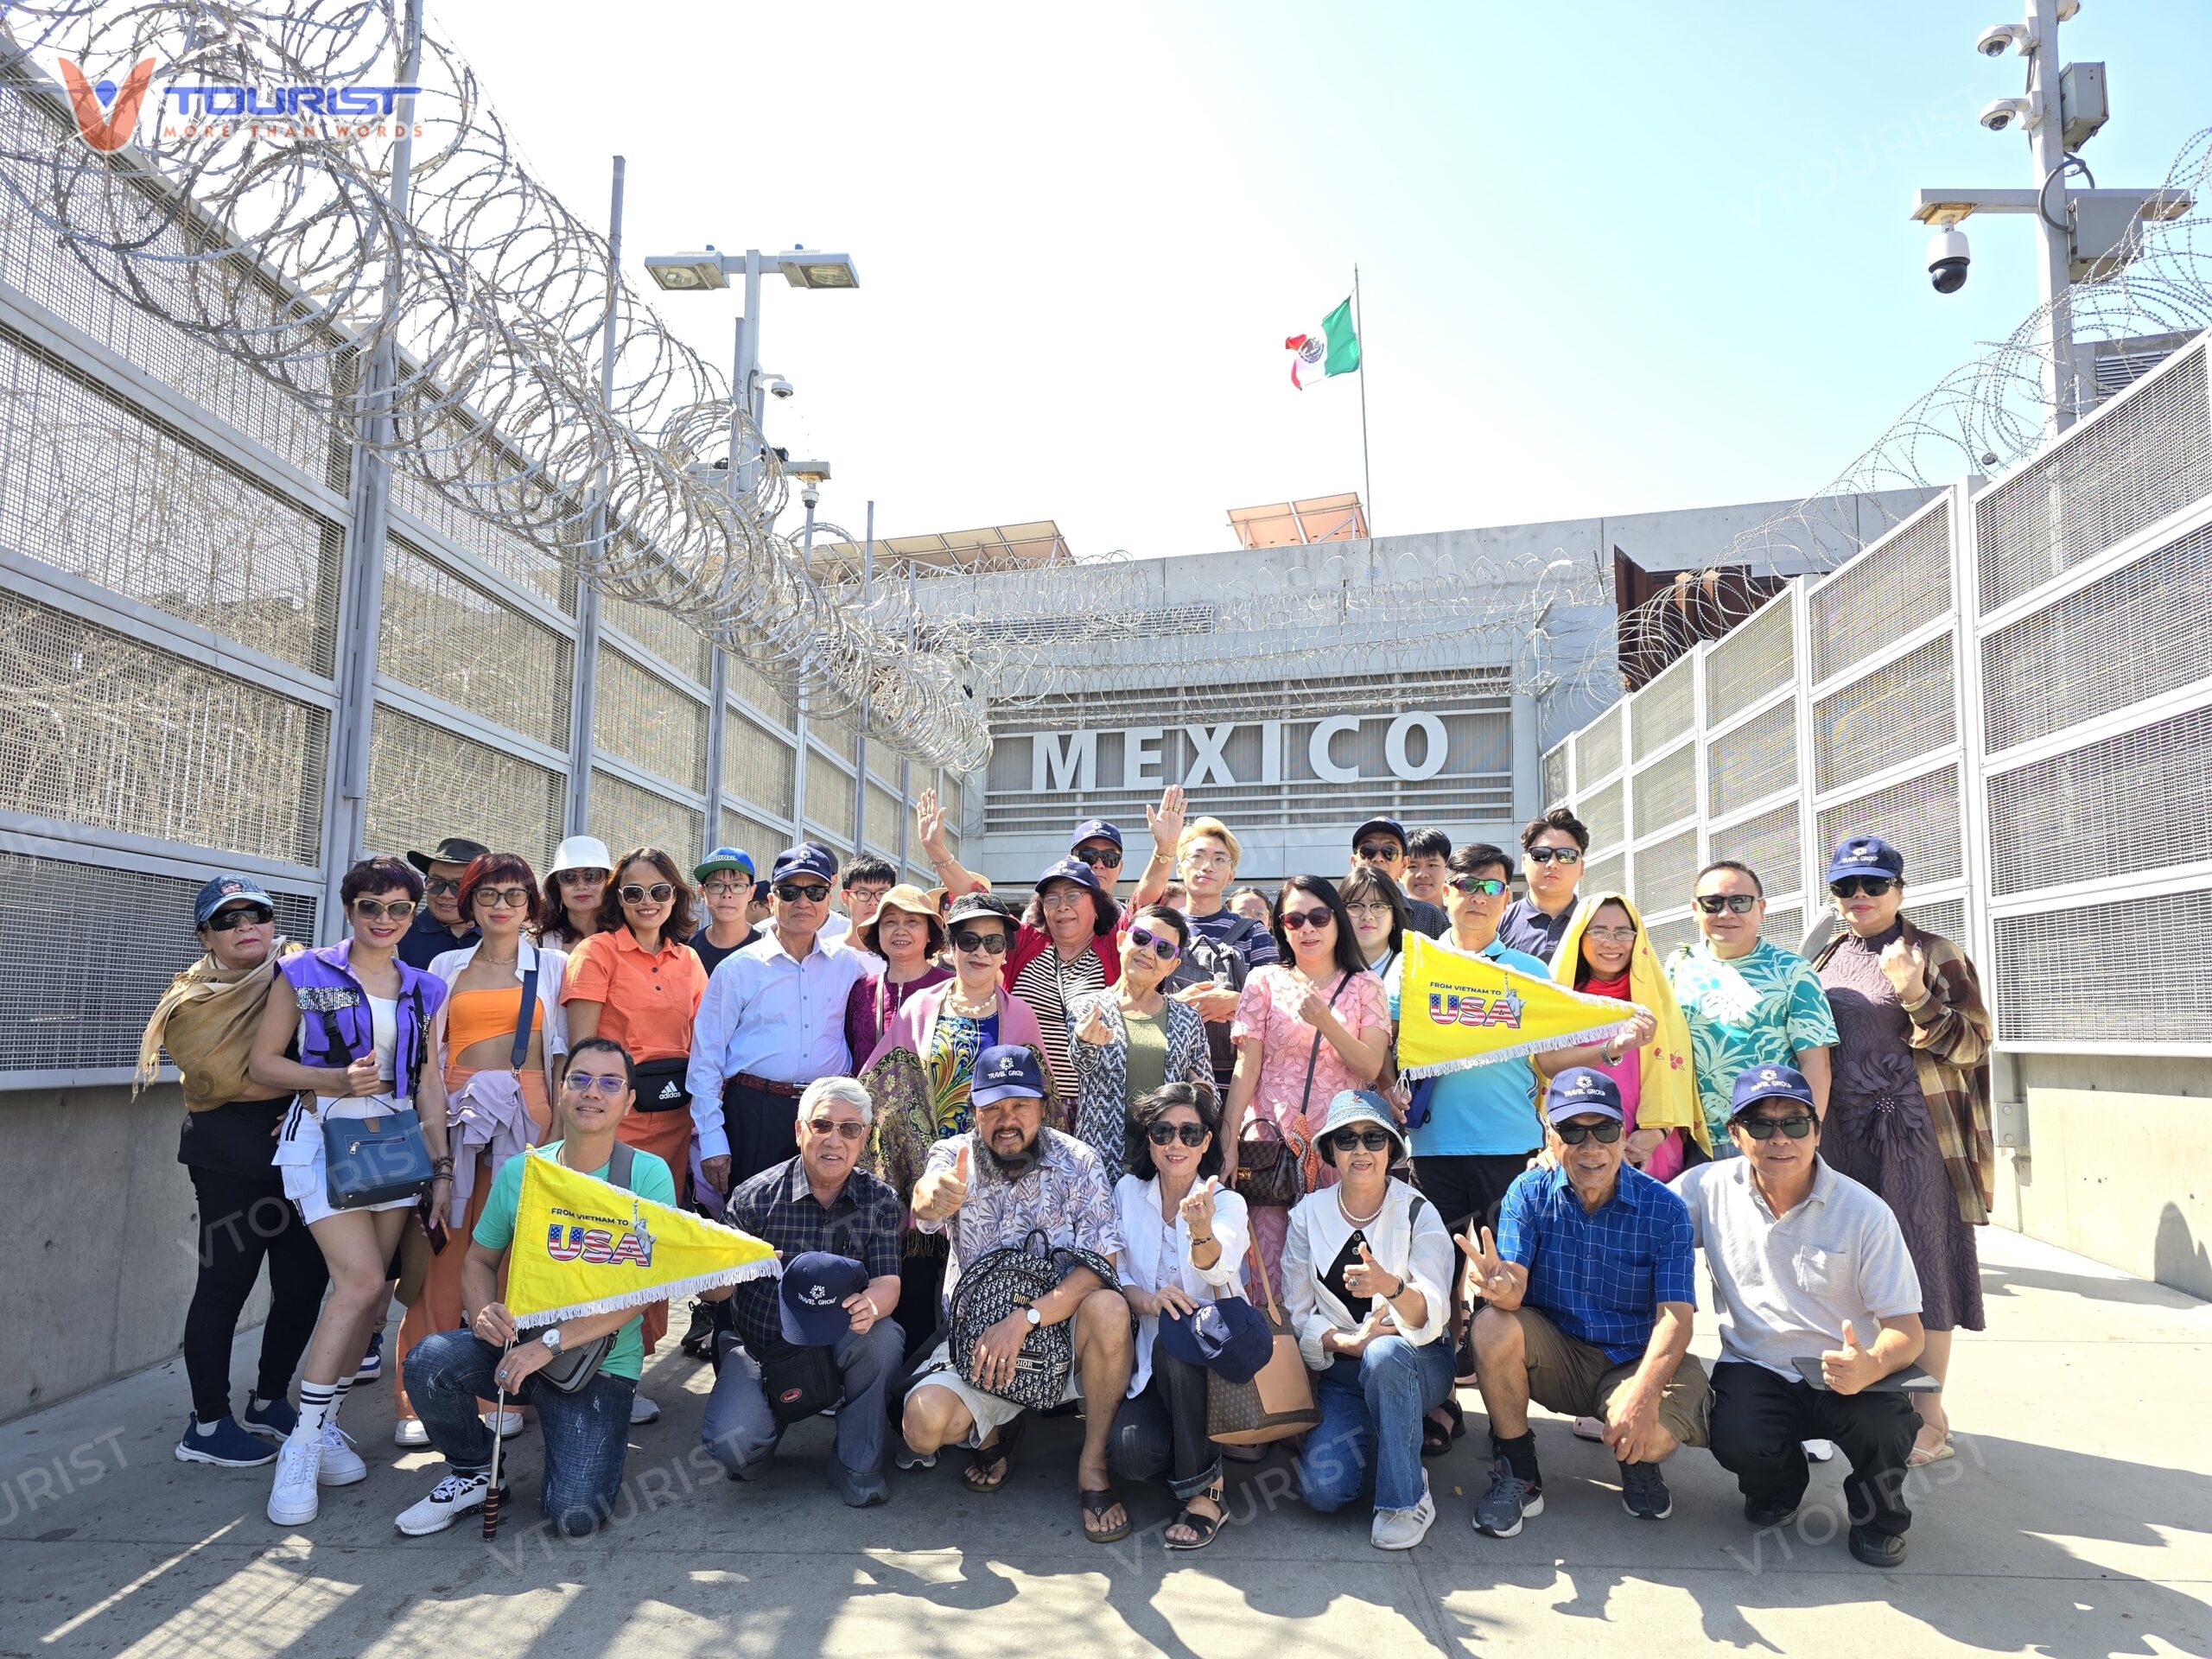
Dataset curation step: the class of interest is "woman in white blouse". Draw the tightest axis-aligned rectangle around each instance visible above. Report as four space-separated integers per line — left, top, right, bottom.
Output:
1281 1090 1455 1551
1109 1082 1249 1550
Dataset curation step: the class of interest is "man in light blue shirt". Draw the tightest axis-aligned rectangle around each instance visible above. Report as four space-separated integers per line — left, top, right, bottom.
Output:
690 846 873 1197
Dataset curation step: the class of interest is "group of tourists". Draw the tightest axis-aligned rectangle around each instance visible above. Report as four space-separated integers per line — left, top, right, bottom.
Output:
143 782 1993 1563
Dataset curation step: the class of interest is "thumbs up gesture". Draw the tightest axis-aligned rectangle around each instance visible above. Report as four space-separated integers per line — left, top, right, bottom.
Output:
917 1141 972 1222
1344 1238 1400 1302
1820 1319 1880 1395
1178 1175 1218 1236
1455 1224 1520 1306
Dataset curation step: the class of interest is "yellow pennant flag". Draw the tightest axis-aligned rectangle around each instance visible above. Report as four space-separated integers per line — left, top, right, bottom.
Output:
1396 931 1638 1081
505 1150 779 1329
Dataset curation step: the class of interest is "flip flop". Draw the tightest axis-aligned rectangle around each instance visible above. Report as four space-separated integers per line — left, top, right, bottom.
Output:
961 1418 1025 1493
1081 1486 1133 1543
1907 1436 1956 1468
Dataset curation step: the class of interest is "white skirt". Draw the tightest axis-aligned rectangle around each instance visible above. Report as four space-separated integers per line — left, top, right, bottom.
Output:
276 1094 422 1226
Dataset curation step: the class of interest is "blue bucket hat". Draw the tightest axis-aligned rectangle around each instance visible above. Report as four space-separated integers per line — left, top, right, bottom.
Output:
1317 1089 1407 1166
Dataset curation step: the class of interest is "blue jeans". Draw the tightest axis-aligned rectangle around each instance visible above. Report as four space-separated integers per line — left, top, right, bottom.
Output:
403 1331 635 1537
1298 1337 1454 1515
699 1319 904 1478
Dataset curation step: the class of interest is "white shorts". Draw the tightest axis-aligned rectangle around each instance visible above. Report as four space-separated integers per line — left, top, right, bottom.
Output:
907 1339 1081 1446
276 1096 423 1227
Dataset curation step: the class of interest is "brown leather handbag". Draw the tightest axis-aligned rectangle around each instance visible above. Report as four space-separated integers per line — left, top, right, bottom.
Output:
1205 1241 1320 1445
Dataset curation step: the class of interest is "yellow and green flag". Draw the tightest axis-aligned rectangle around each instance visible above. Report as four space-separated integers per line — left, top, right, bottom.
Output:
1395 931 1637 1081
505 1151 779 1328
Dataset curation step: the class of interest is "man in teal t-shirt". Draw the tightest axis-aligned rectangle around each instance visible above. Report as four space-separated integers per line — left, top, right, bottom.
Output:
391 1038 677 1541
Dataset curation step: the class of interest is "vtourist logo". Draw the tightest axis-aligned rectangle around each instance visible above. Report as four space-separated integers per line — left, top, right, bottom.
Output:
49 54 423 148
56 57 157 152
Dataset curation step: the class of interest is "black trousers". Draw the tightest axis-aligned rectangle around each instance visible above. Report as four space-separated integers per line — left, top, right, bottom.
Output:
1708 1359 1921 1537
183 1165 329 1421
893 1249 947 1365
721 1079 803 1187
1108 1351 1222 1501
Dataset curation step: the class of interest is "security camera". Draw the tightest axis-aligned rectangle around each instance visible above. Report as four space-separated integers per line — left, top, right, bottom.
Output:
1975 22 2032 56
1979 96 2037 132
766 375 795 400
1927 227 1971 294
800 480 820 509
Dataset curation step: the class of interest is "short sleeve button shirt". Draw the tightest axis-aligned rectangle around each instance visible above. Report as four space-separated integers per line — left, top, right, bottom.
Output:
559 929 709 1063
1496 1161 1699 1363
1667 939 1840 1142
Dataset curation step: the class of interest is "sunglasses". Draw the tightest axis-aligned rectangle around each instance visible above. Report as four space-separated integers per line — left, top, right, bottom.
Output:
205 905 274 931
1525 847 1583 866
774 882 830 904
1694 893 1760 915
1738 1114 1816 1140
1330 1128 1395 1153
1554 1119 1624 1145
1128 925 1181 960
353 898 416 921
423 875 461 897
619 882 676 905
1147 1122 1210 1147
1446 875 1509 897
1280 906 1334 932
557 869 607 887
804 1117 868 1141
1073 845 1124 869
474 886 532 910
1829 876 1898 899
951 929 1010 955
565 1071 628 1095
1354 842 1402 862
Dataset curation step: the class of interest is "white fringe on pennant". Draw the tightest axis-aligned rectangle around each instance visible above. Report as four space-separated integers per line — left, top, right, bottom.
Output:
1398 1017 1633 1082
513 1256 781 1330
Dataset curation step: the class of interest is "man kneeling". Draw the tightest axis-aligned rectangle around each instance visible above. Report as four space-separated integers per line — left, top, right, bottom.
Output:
898 1046 1135 1542
698 1077 906 1506
396 1038 676 1538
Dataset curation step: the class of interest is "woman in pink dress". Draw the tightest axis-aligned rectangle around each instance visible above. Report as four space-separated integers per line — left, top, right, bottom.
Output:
1223 875 1393 1287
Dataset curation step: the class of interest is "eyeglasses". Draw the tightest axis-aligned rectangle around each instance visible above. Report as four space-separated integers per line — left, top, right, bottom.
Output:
804 1117 868 1141
1354 842 1402 862
1038 888 1089 910
1554 1119 1624 1145
474 886 532 910
951 929 1010 955
1738 1114 1815 1140
205 905 274 931
565 1071 628 1095
1073 845 1123 870
1525 847 1583 866
1146 1122 1210 1147
1829 876 1897 899
773 882 830 904
619 882 676 905
353 898 416 921
1584 925 1638 945
1329 1128 1395 1153
1128 925 1181 960
556 869 607 888
1344 901 1395 920
1280 906 1334 932
423 875 461 898
1181 848 1233 870
702 879 748 898
1694 893 1760 915
1446 875 1509 897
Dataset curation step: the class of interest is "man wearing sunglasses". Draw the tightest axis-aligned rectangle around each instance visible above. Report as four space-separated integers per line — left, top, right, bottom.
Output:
1497 809 1592 965
1347 817 1447 939
1467 1068 1707 1540
1671 1064 1926 1569
399 836 488 970
698 1078 905 1507
689 847 874 1199
1666 861 1837 1154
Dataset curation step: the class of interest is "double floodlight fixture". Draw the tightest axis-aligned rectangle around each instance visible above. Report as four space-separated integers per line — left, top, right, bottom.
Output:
643 246 861 294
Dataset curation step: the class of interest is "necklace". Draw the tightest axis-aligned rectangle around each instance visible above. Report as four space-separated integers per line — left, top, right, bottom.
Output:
476 953 519 967
947 987 997 1018
1336 1188 1386 1229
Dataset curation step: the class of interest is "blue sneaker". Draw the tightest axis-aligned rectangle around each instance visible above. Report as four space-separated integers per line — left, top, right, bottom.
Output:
243 1394 298 1441
175 1413 277 1468
356 1331 384 1382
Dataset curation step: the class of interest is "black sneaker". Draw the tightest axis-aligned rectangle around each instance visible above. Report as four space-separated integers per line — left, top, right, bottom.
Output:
1619 1460 1672 1520
679 1303 717 1360
1744 1495 1800 1529
1848 1527 1907 1569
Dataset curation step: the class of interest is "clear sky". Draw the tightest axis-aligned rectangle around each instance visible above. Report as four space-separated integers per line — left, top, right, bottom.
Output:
434 0 2212 559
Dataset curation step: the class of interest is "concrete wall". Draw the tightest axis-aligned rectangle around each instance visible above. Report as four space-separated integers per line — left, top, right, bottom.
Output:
2 1083 268 1422
1990 1053 2212 1301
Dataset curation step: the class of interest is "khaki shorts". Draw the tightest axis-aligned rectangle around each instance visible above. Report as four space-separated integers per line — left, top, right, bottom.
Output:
906 1339 1081 1448
1509 1307 1710 1448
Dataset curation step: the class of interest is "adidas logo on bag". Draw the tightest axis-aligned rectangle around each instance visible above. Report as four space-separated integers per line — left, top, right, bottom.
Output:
657 1079 681 1102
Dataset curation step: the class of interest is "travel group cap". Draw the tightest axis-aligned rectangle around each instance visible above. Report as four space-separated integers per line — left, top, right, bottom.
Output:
971 1044 1045 1107
1729 1062 1817 1121
406 836 488 873
1155 1298 1274 1384
770 845 838 884
1317 1089 1406 1165
1545 1066 1625 1125
1351 817 1407 852
1034 855 1105 896
1070 818 1123 852
194 874 276 928
694 847 757 883
1825 836 1905 884
549 835 613 876
779 1252 870 1346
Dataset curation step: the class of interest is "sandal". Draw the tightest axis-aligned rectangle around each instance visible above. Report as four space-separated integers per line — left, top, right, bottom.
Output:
1421 1396 1465 1458
1907 1435 1956 1468
1165 1479 1225 1551
961 1418 1025 1493
1081 1485 1133 1543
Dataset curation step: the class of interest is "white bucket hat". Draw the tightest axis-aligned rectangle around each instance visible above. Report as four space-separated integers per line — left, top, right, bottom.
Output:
548 835 613 876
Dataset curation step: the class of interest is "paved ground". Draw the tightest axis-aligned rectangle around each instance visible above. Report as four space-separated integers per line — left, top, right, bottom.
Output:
2 1225 2208 1659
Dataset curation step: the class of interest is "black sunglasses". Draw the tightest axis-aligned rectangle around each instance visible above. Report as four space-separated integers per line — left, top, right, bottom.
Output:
1694 893 1760 915
951 929 1009 955
1554 1119 1624 1145
1524 847 1582 866
774 882 830 904
1073 845 1123 869
619 882 676 904
204 905 275 931
1146 1122 1210 1147
1330 1128 1395 1153
1829 876 1897 899
1738 1114 1816 1140
1354 842 1402 862
1280 906 1334 932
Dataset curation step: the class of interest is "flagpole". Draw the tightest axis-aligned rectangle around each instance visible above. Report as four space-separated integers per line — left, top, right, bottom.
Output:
1353 263 1372 538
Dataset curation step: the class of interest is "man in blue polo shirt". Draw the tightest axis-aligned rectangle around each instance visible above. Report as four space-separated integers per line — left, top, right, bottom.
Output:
1463 1068 1707 1539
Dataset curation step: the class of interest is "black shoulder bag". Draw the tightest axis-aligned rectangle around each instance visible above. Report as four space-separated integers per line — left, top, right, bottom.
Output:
1233 973 1351 1209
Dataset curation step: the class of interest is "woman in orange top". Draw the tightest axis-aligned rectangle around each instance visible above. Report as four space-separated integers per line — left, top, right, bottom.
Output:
561 846 708 1416
392 853 571 1446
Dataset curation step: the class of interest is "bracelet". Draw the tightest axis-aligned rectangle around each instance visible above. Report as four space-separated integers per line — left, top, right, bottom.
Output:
430 1157 454 1175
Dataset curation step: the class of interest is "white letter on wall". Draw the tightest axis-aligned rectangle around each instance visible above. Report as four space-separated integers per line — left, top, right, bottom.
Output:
1384 713 1448 781
1122 728 1165 789
1185 722 1236 787
1032 730 1096 793
1309 716 1362 784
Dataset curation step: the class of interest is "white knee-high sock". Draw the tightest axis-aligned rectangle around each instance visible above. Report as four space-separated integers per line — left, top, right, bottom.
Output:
296 1381 339 1436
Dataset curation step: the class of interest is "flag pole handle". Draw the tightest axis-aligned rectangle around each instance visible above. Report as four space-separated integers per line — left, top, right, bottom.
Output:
483 1336 513 1539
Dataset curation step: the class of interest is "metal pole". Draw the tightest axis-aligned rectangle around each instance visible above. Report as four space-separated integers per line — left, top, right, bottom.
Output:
2024 0 2077 435
852 500 873 851
1353 263 1373 537
567 153 624 837
700 310 747 857
735 251 765 491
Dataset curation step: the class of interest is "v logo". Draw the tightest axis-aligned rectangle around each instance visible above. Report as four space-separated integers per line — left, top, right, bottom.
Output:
58 57 157 154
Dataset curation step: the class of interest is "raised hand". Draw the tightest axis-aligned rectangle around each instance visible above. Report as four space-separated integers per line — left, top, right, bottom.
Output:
915 788 950 862
1614 1005 1658 1054
1879 938 1928 1002
1820 1319 1881 1395
1456 1224 1518 1302
1179 1176 1218 1237
1145 785 1187 855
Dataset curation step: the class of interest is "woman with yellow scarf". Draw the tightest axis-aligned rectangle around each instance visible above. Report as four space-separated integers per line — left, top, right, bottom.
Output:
1551 893 1710 1179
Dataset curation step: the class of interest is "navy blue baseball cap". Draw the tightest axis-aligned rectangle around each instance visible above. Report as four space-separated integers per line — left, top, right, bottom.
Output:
1545 1066 1625 1125
194 874 276 928
1826 835 1904 884
1034 855 1105 896
1729 1062 1816 1121
770 845 837 885
1156 1299 1274 1385
779 1251 870 1345
1351 817 1407 853
1070 818 1122 852
971 1044 1046 1107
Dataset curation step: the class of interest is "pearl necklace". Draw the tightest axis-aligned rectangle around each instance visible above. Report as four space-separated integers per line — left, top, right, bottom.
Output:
1336 1189 1386 1230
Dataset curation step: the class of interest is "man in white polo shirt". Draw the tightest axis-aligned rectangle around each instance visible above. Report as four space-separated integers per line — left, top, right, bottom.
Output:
1672 1063 1927 1570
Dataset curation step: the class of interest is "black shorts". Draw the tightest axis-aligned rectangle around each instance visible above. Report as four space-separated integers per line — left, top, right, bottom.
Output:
1411 1151 1534 1237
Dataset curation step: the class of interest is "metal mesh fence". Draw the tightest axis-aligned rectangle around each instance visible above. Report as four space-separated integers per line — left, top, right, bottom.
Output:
1764 905 1805 955
1542 741 1570 807
1815 763 1965 888
1644 908 1701 961
1704 594 1795 727
866 780 902 854
720 806 791 871
385 428 575 614
590 769 702 862
1810 499 1952 685
601 586 711 685
726 650 799 729
1707 697 1798 818
1631 745 1696 838
1630 656 1694 760
1904 894 1966 944
1583 851 1626 898
594 645 708 793
382 537 573 751
1579 779 1625 853
1993 887 2212 1043
365 702 566 867
807 760 857 844
812 718 859 766
1987 703 2212 896
723 712 796 820
1812 633 1956 795
1576 704 1624 785
1630 826 1700 917
1709 802 1802 899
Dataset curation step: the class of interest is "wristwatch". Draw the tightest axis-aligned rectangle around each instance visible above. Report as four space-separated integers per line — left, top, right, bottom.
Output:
539 1328 564 1356
1024 1306 1043 1329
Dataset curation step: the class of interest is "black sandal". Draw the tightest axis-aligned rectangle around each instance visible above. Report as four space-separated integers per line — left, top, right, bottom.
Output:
1081 1485 1133 1543
1165 1481 1225 1551
1421 1396 1465 1458
961 1418 1024 1493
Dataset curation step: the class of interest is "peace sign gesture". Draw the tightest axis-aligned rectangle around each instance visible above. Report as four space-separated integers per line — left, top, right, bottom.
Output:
1456 1224 1522 1308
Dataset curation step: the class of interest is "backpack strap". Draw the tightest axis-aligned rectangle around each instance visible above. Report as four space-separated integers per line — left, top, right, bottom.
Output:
511 963 540 1072
606 1141 637 1192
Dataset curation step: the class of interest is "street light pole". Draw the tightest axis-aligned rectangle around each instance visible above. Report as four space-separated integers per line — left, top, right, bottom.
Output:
2023 0 2078 430
736 251 765 490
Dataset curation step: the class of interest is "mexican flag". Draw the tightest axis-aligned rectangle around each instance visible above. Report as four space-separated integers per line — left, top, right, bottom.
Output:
1286 297 1360 389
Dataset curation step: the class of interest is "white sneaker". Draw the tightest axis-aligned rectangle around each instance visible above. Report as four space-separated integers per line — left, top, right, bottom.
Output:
483 1408 525 1438
267 1431 322 1527
317 1422 368 1486
393 1416 429 1448
629 1394 660 1426
1371 1470 1436 1550
394 1471 503 1537
1803 1438 1838 1463
1571 1416 1607 1442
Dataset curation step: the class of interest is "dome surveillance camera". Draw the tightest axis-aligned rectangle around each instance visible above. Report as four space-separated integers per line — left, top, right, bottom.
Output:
1975 22 2031 57
1979 96 2037 132
766 375 795 400
1927 227 1971 294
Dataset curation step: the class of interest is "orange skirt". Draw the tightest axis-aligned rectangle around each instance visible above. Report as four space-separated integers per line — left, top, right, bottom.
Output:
393 1064 552 1419
615 1102 694 1354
